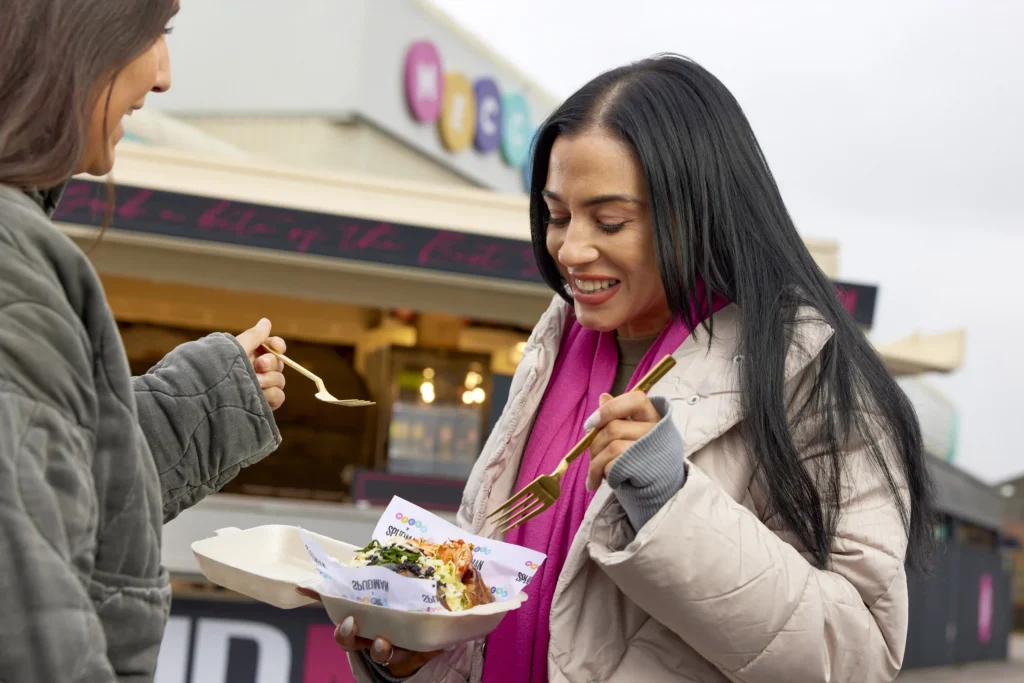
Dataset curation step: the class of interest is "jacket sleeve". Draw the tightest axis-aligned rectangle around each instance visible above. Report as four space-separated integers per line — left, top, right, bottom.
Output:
587 423 910 683
132 333 281 522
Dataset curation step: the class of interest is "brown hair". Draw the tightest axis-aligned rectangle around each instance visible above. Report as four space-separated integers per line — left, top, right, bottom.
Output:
0 0 177 189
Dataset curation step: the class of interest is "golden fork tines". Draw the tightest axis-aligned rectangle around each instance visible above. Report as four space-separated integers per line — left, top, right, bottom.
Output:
487 354 677 533
260 345 375 407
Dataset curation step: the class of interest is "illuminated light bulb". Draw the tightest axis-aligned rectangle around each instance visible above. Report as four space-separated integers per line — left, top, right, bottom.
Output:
462 390 474 405
472 388 485 403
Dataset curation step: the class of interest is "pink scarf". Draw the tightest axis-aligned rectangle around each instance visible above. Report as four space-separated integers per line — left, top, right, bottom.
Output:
481 294 726 683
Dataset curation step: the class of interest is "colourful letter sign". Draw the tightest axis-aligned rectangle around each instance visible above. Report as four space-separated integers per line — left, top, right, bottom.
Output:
404 41 443 123
402 40 534 180
473 78 502 153
500 92 531 168
439 72 476 152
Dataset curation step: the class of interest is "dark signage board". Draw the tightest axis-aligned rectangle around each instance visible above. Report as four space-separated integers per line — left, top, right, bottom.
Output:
351 469 465 510
156 598 356 683
56 180 877 327
54 180 541 284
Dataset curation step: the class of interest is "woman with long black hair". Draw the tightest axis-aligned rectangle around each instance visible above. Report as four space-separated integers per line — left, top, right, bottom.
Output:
328 54 933 683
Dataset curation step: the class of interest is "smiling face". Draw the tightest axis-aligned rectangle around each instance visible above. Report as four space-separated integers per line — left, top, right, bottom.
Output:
543 128 670 338
77 32 173 176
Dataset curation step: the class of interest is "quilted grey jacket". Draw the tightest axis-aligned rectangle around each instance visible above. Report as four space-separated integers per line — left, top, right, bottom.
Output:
0 184 282 682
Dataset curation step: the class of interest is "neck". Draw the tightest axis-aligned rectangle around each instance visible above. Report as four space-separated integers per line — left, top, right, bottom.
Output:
617 309 671 339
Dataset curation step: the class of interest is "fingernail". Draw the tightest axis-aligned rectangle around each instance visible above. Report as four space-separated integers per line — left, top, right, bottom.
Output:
339 617 353 637
585 477 595 492
583 410 600 431
374 638 386 653
444 645 457 652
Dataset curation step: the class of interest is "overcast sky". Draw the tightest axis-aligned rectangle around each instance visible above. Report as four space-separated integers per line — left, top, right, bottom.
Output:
430 0 1024 484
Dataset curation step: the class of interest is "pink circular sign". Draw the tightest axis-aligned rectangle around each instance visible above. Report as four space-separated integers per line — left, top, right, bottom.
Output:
404 40 443 123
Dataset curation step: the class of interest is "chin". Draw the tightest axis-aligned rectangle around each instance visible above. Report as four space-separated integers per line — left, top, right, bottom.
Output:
84 153 115 178
572 305 623 333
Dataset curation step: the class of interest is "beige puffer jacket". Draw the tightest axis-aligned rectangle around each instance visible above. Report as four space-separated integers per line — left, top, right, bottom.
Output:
351 297 910 683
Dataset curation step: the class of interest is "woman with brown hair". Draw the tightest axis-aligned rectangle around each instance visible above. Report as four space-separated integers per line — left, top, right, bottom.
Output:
0 2 288 681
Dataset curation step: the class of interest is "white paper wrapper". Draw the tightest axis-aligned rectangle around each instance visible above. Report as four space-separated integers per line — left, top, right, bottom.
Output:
300 497 546 612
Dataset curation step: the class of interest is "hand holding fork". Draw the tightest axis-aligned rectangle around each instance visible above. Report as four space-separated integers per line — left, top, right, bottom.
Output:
487 355 676 532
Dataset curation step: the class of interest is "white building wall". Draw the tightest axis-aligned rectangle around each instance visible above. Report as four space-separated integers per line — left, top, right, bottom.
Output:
180 117 476 188
157 0 557 193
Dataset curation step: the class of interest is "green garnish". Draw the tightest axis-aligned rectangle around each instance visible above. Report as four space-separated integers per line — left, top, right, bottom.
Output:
358 539 424 566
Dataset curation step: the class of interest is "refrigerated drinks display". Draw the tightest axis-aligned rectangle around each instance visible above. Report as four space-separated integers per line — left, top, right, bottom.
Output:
365 345 492 481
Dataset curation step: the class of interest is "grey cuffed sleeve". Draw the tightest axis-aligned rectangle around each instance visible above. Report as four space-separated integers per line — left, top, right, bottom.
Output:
606 396 686 530
132 333 282 522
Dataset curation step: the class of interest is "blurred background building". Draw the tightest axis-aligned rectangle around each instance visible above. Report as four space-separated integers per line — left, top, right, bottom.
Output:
50 1 1017 680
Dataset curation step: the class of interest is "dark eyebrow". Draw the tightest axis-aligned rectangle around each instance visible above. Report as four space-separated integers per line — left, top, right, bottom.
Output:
542 190 643 208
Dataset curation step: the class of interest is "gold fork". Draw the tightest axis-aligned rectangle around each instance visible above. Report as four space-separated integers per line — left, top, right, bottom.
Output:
487 354 677 533
260 345 375 407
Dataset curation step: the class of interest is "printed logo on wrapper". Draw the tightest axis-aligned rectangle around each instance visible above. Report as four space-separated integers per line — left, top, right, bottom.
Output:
356 596 389 607
297 497 548 615
394 512 428 533
372 498 546 610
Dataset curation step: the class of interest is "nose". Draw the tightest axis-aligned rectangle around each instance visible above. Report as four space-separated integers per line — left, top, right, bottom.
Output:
556 220 599 268
152 37 172 93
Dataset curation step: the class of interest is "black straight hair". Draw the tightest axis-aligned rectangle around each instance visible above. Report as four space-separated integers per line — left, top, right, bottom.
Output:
528 54 934 571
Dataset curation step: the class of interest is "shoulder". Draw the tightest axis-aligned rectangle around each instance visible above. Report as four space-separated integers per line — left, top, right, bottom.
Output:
0 185 98 297
689 302 834 359
0 183 96 271
671 303 834 398
0 186 98 427
526 294 572 349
